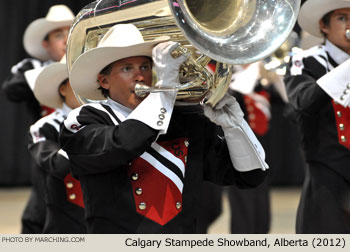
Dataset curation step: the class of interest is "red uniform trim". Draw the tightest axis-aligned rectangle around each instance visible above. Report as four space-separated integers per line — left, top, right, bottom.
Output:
128 138 189 225
64 174 85 208
332 101 350 149
40 105 55 117
243 91 270 136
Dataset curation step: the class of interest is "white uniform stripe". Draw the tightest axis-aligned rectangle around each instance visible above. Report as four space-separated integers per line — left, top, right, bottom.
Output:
140 152 183 193
313 55 329 70
151 143 185 177
58 149 69 160
99 104 119 125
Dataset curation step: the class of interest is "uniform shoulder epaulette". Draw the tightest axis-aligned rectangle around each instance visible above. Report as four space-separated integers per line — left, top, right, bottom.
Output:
30 110 63 143
291 45 328 70
11 58 43 74
289 45 328 76
301 45 327 59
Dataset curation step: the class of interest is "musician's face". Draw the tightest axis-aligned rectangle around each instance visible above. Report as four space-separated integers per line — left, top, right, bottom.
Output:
59 80 81 109
42 26 70 61
98 56 153 109
320 8 350 54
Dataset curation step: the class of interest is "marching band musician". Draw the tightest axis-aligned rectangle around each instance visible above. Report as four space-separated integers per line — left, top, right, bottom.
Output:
284 0 350 233
59 23 268 233
227 62 273 234
1 5 74 234
2 5 74 119
27 57 86 234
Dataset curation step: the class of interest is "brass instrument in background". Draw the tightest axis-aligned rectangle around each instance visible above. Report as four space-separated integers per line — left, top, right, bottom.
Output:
66 0 301 106
260 31 301 85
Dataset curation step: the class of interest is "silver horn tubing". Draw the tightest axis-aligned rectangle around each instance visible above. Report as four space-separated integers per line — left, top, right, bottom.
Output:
134 83 180 97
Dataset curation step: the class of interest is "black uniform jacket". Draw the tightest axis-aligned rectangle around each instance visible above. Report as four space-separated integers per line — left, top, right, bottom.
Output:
28 105 86 233
2 58 53 119
284 42 350 182
60 101 266 233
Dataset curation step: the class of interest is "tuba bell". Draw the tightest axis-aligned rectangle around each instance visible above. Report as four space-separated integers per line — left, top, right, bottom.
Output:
66 0 300 106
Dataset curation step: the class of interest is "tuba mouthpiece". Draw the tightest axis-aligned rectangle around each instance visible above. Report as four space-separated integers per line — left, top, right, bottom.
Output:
134 83 180 98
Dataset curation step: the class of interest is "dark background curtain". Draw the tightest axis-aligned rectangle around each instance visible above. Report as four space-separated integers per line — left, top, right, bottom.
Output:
0 0 92 186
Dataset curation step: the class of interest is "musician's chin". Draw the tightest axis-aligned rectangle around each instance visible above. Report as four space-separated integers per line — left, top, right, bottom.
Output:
130 93 146 107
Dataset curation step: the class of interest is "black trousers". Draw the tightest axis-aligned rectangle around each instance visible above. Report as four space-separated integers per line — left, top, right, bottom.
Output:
21 164 46 234
196 182 223 233
227 180 270 234
21 189 45 234
296 163 350 233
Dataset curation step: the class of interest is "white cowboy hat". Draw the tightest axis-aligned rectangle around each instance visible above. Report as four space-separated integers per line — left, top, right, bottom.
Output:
298 0 350 38
32 56 68 108
23 5 75 61
69 23 170 100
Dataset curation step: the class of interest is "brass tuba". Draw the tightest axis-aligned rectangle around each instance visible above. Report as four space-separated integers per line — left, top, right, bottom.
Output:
66 0 300 106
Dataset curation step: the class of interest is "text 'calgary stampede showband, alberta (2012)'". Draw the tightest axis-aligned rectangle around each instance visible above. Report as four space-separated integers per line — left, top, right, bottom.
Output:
124 237 346 249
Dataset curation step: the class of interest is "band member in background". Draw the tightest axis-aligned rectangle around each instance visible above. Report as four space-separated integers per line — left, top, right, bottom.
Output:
2 5 74 118
1 5 75 234
284 0 350 233
27 56 86 233
60 23 268 233
227 62 272 234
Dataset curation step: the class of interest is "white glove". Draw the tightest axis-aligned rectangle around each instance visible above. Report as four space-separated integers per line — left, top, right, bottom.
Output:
203 93 244 129
203 93 269 172
128 42 188 135
152 41 189 88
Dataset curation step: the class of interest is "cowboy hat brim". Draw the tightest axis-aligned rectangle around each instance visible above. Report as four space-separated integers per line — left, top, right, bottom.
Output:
70 36 169 101
23 18 73 61
298 0 350 38
33 62 68 108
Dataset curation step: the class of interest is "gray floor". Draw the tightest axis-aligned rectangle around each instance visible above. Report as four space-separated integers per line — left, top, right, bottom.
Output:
0 187 301 234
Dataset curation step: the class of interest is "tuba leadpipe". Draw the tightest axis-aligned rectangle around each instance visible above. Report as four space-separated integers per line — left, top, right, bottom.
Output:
135 84 180 97
134 82 204 97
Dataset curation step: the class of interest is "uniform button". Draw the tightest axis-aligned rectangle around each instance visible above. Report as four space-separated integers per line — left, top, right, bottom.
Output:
184 156 187 163
135 188 142 195
347 83 350 88
160 107 167 113
340 95 345 100
157 121 163 126
341 136 347 142
339 123 345 131
184 140 189 147
248 114 256 120
131 173 139 181
344 89 350 94
69 194 76 200
66 182 73 189
337 111 342 117
139 202 146 210
159 114 165 120
176 202 182 209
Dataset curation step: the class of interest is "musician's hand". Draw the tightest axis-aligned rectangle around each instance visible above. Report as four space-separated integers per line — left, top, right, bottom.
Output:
152 41 189 88
203 93 268 172
203 93 244 129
